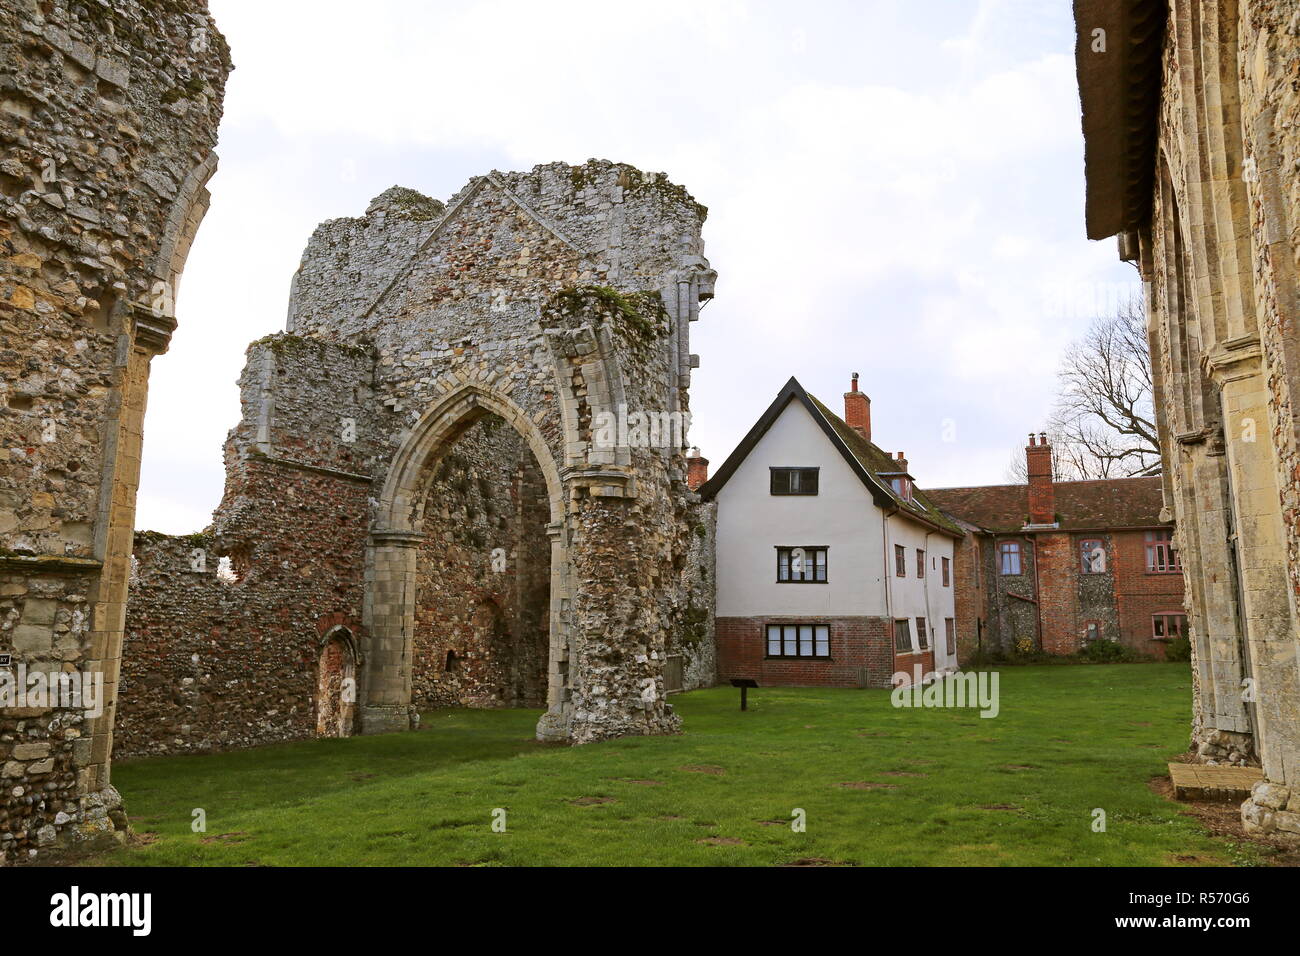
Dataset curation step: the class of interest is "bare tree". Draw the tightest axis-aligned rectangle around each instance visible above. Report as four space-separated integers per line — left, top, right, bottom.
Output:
1007 298 1160 482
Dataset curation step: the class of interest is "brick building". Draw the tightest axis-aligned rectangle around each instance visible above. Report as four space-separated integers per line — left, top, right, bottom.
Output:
929 436 1185 660
700 375 962 689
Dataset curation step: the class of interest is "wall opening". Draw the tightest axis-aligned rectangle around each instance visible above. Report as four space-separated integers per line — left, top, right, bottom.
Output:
316 627 357 737
411 412 552 710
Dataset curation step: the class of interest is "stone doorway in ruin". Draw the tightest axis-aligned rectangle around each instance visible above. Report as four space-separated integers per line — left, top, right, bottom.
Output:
316 626 359 738
362 385 568 738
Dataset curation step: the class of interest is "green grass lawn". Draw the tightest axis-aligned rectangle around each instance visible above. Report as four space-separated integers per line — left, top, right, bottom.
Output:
98 662 1261 866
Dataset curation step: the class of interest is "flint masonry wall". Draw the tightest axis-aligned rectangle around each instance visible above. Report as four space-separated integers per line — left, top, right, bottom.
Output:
283 164 717 744
120 161 719 752
117 335 377 756
1131 1 1300 836
412 415 551 710
0 1 228 862
670 499 716 692
983 534 1039 654
119 341 559 751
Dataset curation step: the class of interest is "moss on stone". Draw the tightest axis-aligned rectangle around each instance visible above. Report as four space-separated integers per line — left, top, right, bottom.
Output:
378 187 443 221
246 332 372 360
570 166 594 191
626 171 706 217
553 286 668 342
135 530 211 549
159 75 208 105
678 601 710 647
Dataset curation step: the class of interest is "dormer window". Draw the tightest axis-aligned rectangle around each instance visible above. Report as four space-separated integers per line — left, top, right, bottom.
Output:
882 473 911 501
770 467 819 495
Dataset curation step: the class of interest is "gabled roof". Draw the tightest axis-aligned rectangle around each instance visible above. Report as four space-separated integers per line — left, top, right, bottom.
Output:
697 377 964 538
927 476 1169 534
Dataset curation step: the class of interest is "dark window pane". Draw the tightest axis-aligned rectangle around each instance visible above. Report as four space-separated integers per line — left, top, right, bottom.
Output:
894 620 912 652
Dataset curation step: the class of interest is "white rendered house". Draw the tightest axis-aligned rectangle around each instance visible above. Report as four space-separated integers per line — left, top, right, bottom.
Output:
698 375 961 687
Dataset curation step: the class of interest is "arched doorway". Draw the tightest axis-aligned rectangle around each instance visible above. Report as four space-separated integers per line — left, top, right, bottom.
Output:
363 384 568 737
316 627 357 738
409 411 553 711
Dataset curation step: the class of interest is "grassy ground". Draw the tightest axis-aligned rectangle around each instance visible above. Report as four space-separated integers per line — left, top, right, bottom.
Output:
97 663 1262 866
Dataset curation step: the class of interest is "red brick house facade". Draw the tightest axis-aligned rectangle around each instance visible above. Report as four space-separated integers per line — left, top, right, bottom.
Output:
928 436 1185 660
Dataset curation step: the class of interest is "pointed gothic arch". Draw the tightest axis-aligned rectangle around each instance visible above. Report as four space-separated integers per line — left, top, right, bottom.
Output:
361 380 572 737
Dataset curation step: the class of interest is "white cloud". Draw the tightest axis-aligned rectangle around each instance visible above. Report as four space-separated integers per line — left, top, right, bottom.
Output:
137 0 1131 531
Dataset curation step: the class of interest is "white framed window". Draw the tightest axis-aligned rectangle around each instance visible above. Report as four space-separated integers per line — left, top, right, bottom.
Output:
765 623 831 658
776 546 828 583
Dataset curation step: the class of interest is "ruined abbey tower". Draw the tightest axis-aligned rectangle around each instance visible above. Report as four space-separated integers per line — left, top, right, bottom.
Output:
0 1 230 862
117 161 718 756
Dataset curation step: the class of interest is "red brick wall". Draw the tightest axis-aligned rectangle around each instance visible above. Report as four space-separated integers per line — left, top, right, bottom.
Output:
716 616 893 688
1113 529 1185 659
1034 532 1078 655
893 648 936 684
981 529 1185 658
119 460 372 757
950 531 985 661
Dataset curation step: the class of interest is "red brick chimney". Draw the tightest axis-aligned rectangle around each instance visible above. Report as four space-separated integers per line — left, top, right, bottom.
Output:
1026 432 1055 524
686 447 709 491
844 372 871 441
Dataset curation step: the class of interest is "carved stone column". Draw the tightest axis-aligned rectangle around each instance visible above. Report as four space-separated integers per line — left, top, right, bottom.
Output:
360 530 424 733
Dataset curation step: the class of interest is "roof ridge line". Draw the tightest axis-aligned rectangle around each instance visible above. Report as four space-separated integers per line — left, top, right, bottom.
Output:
354 174 585 324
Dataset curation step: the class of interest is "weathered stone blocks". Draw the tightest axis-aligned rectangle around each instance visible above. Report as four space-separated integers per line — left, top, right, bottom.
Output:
0 0 230 863
120 160 718 755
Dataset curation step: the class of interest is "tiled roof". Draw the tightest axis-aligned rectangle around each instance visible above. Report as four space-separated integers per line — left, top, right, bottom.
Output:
697 377 964 539
926 476 1169 534
804 395 966 537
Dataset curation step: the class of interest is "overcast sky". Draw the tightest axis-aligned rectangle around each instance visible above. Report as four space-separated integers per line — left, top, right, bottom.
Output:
137 0 1138 533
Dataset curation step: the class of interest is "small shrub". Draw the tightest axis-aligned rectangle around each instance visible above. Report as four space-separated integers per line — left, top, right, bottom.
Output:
963 648 1003 669
1163 636 1192 662
1077 638 1141 663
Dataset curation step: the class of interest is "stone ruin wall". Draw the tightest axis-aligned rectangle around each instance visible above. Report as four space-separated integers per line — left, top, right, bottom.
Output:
1235 1 1300 833
412 415 552 711
541 285 696 740
1242 1 1300 612
116 336 378 757
672 498 716 692
0 0 229 863
1140 0 1300 836
114 161 720 756
286 162 716 743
